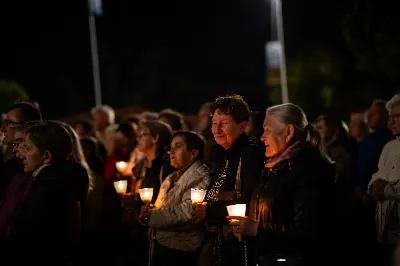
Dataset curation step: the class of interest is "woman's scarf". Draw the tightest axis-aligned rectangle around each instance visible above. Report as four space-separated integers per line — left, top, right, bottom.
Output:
265 141 304 169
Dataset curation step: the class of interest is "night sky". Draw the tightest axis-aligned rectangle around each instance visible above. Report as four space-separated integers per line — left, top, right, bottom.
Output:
0 0 342 119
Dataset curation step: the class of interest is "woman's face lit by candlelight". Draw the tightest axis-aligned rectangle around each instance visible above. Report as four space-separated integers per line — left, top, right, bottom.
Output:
211 109 246 150
169 135 197 170
261 115 293 158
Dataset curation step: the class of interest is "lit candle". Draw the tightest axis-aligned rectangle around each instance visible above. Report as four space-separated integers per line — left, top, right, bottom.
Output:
191 188 206 205
227 204 246 242
116 161 128 174
114 180 128 195
139 188 153 204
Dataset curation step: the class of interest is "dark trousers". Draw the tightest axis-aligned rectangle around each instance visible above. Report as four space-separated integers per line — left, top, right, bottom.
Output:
150 241 198 266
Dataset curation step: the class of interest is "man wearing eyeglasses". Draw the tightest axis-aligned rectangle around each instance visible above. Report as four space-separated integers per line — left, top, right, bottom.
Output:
0 102 42 198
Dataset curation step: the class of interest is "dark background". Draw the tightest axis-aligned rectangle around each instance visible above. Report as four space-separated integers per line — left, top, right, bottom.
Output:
0 0 398 120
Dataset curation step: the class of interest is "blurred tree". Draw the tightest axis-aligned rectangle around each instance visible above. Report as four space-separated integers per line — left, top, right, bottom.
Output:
0 79 29 113
343 0 400 87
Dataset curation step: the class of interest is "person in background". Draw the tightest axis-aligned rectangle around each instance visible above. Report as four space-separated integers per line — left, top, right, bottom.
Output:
245 111 264 141
353 99 392 266
228 103 336 266
349 112 369 144
245 110 265 152
74 119 107 166
91 105 115 148
139 111 159 123
158 108 186 132
368 94 400 266
140 131 211 266
74 119 94 139
196 102 218 164
0 102 42 198
104 123 137 180
315 115 353 185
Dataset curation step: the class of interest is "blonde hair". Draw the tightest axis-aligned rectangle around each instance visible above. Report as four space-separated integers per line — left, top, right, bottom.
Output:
62 122 95 192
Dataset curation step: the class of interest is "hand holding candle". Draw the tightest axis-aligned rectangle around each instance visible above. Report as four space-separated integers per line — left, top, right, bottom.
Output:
191 188 206 205
114 180 128 195
116 161 128 174
227 205 259 239
139 188 153 205
226 204 246 241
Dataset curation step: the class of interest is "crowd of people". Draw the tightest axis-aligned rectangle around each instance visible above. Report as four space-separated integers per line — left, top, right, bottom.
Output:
0 93 399 266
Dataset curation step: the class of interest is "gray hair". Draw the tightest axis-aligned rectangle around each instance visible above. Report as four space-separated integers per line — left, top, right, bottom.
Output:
266 103 322 150
91 105 115 124
266 103 308 131
386 94 400 112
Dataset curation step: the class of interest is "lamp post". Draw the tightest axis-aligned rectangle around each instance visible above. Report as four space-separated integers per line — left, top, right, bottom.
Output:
268 0 289 103
88 0 103 106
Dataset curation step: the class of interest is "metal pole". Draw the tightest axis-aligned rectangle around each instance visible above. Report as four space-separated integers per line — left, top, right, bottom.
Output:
273 0 289 103
88 13 102 106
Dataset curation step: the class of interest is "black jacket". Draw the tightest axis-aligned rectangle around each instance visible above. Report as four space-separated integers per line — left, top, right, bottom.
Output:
3 161 89 265
205 133 265 224
251 148 336 266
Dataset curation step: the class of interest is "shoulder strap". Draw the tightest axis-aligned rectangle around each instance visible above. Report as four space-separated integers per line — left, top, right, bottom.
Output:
235 157 243 199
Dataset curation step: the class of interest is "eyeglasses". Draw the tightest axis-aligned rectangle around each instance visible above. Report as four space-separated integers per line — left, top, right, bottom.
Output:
12 138 25 148
3 119 24 128
138 132 151 138
389 114 400 121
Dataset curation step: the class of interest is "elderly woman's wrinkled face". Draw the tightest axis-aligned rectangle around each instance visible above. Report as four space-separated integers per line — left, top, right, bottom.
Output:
261 115 289 158
169 135 195 170
211 109 246 150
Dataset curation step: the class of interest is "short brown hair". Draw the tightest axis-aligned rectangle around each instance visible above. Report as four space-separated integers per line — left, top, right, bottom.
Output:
27 121 72 163
211 95 250 124
172 131 206 161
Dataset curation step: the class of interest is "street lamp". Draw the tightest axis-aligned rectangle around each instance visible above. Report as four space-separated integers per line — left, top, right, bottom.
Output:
267 0 289 103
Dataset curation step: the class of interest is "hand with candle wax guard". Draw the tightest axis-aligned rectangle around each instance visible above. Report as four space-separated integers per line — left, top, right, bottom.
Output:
192 202 207 223
227 216 259 237
139 204 154 223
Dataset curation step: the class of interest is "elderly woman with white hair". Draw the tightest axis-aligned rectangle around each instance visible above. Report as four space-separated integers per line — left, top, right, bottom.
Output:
227 103 337 266
368 94 400 265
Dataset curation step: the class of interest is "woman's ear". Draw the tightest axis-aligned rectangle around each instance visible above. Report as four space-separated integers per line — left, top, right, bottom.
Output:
43 150 52 164
152 134 159 144
190 149 199 161
286 124 295 143
238 121 248 132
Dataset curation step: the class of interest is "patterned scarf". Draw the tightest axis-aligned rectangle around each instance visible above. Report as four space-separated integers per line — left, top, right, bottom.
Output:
265 141 304 169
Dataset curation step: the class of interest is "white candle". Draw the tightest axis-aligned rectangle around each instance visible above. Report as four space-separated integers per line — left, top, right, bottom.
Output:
114 180 128 195
226 204 246 217
227 204 246 242
139 188 153 203
116 161 128 174
191 188 206 205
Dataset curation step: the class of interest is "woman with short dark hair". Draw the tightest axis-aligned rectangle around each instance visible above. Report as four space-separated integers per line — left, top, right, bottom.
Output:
194 95 265 266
